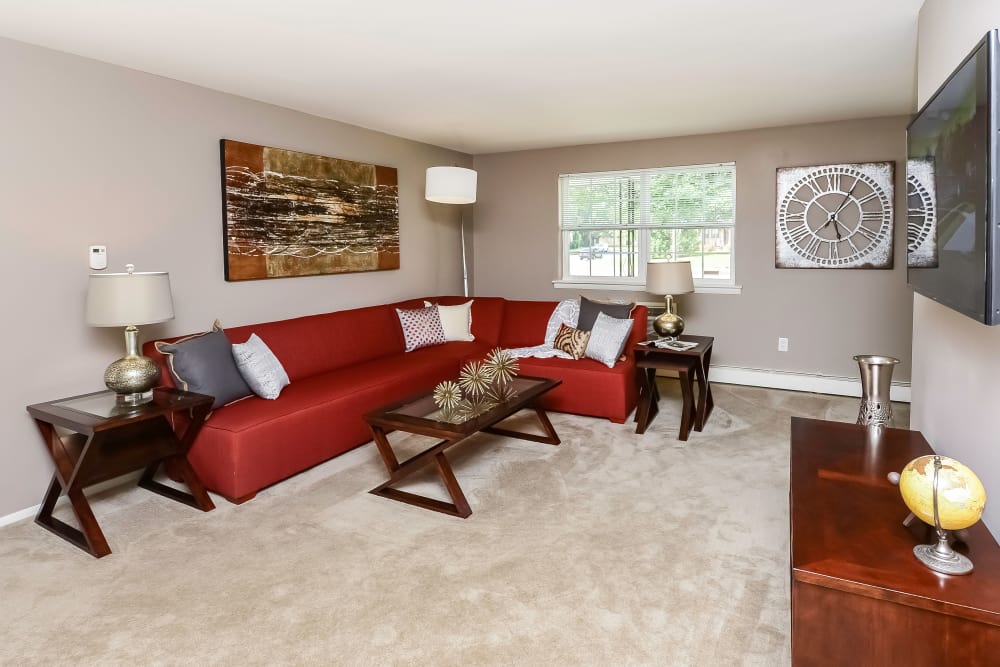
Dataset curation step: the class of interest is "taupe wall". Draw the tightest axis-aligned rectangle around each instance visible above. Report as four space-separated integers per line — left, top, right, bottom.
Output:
911 1 1000 538
472 118 914 381
0 38 469 519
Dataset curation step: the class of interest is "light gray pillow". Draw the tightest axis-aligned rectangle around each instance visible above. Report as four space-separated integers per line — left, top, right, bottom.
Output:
584 312 633 368
154 323 252 408
231 333 290 400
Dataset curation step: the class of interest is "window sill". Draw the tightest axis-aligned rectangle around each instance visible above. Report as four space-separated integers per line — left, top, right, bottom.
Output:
552 280 742 295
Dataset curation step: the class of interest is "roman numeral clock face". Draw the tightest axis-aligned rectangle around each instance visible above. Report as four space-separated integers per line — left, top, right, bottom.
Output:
775 163 895 269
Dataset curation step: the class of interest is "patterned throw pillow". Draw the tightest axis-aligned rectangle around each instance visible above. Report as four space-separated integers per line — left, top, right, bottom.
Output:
154 321 253 408
231 333 290 400
584 312 634 368
552 322 591 360
396 306 447 352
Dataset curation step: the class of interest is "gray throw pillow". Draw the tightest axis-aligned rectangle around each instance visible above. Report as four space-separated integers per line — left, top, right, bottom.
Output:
584 312 634 368
576 295 635 331
231 333 290 400
155 323 252 408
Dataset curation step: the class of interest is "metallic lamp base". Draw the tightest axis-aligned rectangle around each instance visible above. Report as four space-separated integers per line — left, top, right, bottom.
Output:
653 312 685 338
913 538 974 575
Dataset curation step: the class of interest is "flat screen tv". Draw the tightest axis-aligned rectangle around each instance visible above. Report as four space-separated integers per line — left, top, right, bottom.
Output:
906 29 1000 325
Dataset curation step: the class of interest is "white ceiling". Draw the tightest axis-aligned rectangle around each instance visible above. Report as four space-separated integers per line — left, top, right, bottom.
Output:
0 0 924 154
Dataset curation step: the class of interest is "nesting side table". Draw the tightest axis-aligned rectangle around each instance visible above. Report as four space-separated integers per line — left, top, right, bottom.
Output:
633 335 715 440
26 387 215 558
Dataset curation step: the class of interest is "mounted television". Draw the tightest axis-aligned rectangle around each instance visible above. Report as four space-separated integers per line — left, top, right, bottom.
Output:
906 28 1000 325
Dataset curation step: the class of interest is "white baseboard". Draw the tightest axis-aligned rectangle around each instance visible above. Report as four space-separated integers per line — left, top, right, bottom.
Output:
0 472 140 530
708 365 911 403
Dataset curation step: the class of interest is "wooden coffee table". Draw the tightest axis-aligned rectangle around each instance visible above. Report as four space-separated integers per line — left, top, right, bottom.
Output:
363 376 561 518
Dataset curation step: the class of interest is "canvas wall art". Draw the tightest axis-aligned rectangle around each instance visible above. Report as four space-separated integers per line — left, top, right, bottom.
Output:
221 140 399 281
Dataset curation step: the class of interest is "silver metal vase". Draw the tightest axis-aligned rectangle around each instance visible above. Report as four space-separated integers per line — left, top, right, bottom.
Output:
853 354 900 427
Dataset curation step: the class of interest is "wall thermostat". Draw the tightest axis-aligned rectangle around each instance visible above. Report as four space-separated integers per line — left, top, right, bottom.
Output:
89 245 107 270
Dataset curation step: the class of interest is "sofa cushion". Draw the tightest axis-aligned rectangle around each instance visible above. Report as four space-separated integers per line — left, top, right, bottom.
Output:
499 300 563 347
397 296 506 345
516 355 636 424
231 333 290 400
396 305 447 352
552 323 590 360
585 312 633 368
154 324 252 408
168 304 406 384
424 300 475 342
577 296 636 331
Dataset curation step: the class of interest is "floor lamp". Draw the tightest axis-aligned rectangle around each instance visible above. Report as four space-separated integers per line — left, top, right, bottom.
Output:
426 166 477 297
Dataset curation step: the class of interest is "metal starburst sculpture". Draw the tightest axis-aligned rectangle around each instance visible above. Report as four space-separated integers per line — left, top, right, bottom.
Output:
483 348 519 386
432 380 463 411
459 360 491 398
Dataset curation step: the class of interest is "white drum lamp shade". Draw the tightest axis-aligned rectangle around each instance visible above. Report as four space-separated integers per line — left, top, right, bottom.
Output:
646 260 695 296
646 261 695 338
86 270 174 326
85 267 174 405
425 166 477 204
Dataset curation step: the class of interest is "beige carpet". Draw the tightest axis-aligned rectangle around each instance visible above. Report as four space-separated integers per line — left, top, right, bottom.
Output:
0 382 908 666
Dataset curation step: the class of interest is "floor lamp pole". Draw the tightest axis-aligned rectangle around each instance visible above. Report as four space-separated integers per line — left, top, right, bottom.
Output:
461 215 469 298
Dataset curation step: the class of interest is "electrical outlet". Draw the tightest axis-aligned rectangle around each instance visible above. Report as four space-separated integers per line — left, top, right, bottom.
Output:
778 337 789 352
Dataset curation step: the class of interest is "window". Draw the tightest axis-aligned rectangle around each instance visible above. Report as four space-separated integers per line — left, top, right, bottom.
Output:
558 163 736 290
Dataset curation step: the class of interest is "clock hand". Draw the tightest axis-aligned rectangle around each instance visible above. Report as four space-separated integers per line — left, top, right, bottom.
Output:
831 218 843 240
831 181 860 216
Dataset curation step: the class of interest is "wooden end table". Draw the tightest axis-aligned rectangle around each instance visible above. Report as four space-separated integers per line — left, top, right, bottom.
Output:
26 387 216 558
364 376 561 518
633 335 714 440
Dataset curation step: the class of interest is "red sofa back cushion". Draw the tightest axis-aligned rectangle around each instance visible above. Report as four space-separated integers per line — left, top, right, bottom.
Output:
498 300 562 347
146 304 404 385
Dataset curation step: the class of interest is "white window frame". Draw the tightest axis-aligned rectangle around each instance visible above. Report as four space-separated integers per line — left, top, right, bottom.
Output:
554 162 741 294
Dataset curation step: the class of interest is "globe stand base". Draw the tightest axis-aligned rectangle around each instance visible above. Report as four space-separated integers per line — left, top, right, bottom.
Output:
913 536 973 575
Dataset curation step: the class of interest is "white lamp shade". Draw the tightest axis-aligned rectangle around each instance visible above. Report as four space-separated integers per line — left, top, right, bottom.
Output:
646 260 695 295
426 166 477 204
86 271 174 327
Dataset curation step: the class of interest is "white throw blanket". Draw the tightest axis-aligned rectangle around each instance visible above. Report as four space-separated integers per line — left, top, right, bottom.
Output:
504 299 580 359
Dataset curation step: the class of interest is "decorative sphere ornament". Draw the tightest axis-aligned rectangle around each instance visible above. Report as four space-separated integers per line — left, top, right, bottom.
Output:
899 456 986 531
899 454 986 575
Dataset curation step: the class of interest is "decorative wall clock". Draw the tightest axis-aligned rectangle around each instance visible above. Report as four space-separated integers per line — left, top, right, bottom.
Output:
906 159 938 268
775 162 895 269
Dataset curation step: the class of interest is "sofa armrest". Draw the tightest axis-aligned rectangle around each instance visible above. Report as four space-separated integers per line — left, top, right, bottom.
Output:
624 305 650 361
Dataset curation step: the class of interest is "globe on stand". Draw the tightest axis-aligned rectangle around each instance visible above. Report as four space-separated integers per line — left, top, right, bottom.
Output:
899 455 987 575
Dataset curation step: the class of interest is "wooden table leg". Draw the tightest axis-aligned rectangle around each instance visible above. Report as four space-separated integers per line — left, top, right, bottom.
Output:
34 475 111 558
678 366 695 441
138 459 215 511
693 351 714 431
369 423 474 517
635 367 660 434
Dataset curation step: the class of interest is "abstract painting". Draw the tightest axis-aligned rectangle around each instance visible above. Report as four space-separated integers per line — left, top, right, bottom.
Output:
221 140 399 281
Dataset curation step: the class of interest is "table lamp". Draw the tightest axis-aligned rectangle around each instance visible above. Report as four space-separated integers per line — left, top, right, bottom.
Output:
85 264 174 405
426 166 477 297
646 260 694 338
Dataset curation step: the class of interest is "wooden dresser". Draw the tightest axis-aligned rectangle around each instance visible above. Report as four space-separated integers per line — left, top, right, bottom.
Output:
790 417 1000 665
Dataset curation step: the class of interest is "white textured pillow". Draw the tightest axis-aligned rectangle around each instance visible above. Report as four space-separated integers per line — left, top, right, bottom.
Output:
231 333 290 400
584 312 633 368
424 300 475 342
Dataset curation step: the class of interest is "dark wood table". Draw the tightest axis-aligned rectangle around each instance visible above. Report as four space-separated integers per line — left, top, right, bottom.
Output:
363 376 561 518
26 388 216 558
790 417 1000 664
633 335 714 439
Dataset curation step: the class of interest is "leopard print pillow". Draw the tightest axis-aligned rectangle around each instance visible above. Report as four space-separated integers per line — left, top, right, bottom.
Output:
552 322 591 360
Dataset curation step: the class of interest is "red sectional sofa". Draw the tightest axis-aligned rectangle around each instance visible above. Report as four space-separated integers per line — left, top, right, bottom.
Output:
145 296 649 503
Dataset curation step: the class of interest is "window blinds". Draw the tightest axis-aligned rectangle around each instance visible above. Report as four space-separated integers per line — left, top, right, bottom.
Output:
559 163 735 228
